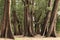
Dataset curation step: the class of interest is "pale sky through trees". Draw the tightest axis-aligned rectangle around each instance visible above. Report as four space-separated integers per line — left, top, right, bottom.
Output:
58 11 60 15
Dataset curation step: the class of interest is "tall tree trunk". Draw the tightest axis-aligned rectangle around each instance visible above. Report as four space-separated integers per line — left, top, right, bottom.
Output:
30 0 35 35
24 0 34 37
34 0 43 34
1 0 14 39
47 0 59 37
12 11 19 35
12 0 22 35
35 23 40 34
41 0 52 36
35 13 42 34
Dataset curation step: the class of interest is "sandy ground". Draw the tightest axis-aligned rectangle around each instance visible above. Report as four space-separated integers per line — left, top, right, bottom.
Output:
0 34 60 40
14 37 60 40
0 37 60 40
14 34 60 40
0 38 13 40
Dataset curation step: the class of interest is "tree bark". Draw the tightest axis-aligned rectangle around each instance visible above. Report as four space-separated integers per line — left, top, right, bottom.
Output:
30 0 35 35
41 0 52 36
1 0 14 39
12 11 19 35
12 0 22 35
24 0 34 37
47 0 59 37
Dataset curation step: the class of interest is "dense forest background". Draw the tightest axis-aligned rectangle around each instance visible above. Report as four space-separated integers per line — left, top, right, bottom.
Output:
0 0 60 39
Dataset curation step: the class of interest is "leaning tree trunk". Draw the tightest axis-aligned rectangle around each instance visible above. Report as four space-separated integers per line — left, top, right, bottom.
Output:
0 0 14 39
47 0 59 37
41 0 52 36
24 0 34 37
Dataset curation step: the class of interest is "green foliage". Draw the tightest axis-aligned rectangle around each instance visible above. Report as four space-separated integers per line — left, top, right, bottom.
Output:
0 0 60 32
58 1 60 11
46 7 52 11
56 1 60 32
34 0 48 24
56 15 60 31
0 0 4 22
11 0 24 28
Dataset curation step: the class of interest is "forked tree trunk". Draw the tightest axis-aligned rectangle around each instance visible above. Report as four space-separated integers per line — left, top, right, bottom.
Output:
12 0 22 35
47 0 59 37
41 0 52 36
12 11 19 35
1 0 14 39
24 0 34 37
12 11 22 35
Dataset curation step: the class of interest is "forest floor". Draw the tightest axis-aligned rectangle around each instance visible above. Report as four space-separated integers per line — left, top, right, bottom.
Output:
14 34 60 40
0 36 60 40
0 33 60 40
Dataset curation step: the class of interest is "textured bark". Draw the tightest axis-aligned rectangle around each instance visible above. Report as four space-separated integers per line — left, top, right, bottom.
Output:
41 0 52 36
12 0 22 35
47 0 59 37
1 0 14 39
30 0 35 35
12 11 20 35
12 11 22 35
24 0 34 37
